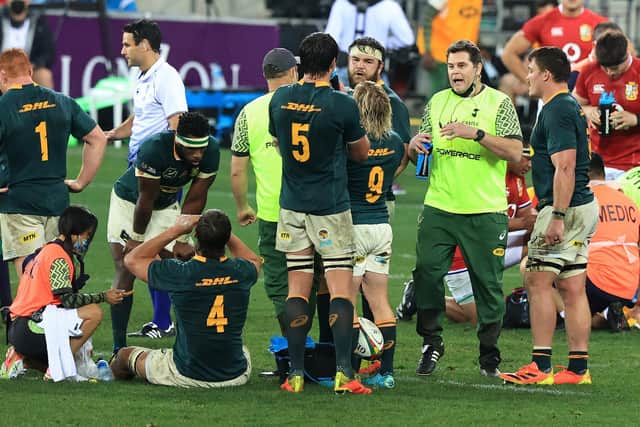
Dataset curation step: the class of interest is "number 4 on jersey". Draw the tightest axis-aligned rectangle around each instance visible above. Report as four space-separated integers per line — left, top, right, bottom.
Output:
207 295 229 332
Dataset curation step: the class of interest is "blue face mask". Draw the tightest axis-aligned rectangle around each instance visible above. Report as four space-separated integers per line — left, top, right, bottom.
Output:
73 238 90 256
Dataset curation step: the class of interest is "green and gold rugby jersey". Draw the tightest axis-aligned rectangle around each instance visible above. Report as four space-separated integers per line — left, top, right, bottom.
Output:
269 81 365 215
113 131 219 210
0 84 96 215
348 131 404 224
530 91 593 209
148 255 257 382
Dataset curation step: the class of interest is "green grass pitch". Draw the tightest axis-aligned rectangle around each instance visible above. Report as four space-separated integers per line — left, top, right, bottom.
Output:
1 146 638 426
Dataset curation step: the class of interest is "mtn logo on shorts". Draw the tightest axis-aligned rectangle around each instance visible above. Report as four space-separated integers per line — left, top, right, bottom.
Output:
492 247 505 256
19 101 56 113
196 276 239 286
281 102 321 112
20 231 38 243
279 231 291 241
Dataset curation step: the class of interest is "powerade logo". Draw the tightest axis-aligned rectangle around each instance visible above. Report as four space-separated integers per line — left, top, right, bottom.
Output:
434 148 481 160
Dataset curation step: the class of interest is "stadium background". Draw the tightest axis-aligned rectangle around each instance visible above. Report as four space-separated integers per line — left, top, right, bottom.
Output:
1 1 639 425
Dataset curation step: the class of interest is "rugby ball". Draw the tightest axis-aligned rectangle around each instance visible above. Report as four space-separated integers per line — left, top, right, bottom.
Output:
354 317 384 360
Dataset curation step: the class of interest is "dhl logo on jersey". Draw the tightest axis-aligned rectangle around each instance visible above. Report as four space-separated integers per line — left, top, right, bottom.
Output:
281 102 321 112
19 100 56 113
196 276 239 287
368 148 395 157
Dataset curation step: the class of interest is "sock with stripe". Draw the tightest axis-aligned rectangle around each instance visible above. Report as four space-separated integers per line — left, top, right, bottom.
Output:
568 351 588 374
284 297 311 376
378 320 396 375
330 297 356 378
531 346 552 372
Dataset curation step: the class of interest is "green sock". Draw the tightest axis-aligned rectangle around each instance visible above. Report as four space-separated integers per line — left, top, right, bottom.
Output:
111 294 133 353
330 297 355 378
284 297 311 376
568 351 588 374
532 347 552 372
379 323 396 376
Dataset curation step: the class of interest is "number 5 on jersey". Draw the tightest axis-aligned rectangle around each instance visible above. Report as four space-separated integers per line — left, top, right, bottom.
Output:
207 295 228 332
291 122 310 162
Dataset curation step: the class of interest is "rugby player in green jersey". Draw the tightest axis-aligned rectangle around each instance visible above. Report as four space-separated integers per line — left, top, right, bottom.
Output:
408 40 522 378
348 36 411 217
269 32 370 394
107 112 219 354
345 37 412 377
501 47 598 386
348 81 404 388
0 48 107 281
112 211 260 388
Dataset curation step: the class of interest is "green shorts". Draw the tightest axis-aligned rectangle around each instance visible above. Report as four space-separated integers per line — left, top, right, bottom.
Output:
258 219 288 317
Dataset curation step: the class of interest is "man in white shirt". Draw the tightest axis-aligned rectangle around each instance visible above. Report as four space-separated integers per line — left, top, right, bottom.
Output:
105 19 188 348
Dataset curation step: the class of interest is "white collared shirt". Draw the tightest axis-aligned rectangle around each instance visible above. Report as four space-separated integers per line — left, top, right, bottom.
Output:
129 57 187 162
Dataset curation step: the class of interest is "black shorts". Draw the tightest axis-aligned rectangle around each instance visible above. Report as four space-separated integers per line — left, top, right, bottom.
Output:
585 276 634 314
8 316 47 364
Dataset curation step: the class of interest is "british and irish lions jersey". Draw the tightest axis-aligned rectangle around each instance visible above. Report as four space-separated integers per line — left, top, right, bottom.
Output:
148 255 258 382
269 81 366 215
348 131 404 224
113 131 220 210
0 84 96 215
522 6 607 64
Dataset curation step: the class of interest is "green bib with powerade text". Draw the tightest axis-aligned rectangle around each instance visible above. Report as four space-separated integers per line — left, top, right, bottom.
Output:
244 92 282 222
425 88 509 214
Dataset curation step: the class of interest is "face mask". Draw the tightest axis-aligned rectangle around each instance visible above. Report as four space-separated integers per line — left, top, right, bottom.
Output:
73 238 90 257
10 1 27 15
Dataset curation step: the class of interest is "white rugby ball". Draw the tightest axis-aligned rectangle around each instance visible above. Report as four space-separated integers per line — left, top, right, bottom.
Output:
354 317 384 360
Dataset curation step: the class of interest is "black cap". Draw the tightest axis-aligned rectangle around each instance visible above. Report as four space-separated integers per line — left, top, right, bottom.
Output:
262 48 298 75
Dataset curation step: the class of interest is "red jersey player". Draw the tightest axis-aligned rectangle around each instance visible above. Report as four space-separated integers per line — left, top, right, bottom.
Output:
502 0 607 84
574 31 640 178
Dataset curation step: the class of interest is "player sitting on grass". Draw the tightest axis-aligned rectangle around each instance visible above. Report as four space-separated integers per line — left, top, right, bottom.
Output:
110 211 261 388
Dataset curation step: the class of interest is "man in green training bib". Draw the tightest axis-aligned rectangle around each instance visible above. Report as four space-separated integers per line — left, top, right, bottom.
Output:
409 40 523 378
231 48 298 336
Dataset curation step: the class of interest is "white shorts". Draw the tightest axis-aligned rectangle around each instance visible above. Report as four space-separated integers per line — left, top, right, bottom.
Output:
504 229 527 269
443 270 474 305
353 223 393 276
276 208 355 257
132 346 251 388
106 190 179 251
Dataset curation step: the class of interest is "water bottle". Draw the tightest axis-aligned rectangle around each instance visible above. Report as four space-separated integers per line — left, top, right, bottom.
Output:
599 91 615 136
96 359 114 381
415 142 433 180
210 63 227 90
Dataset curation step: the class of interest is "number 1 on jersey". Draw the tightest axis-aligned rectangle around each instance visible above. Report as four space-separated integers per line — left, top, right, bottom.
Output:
34 121 49 161
207 295 229 332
